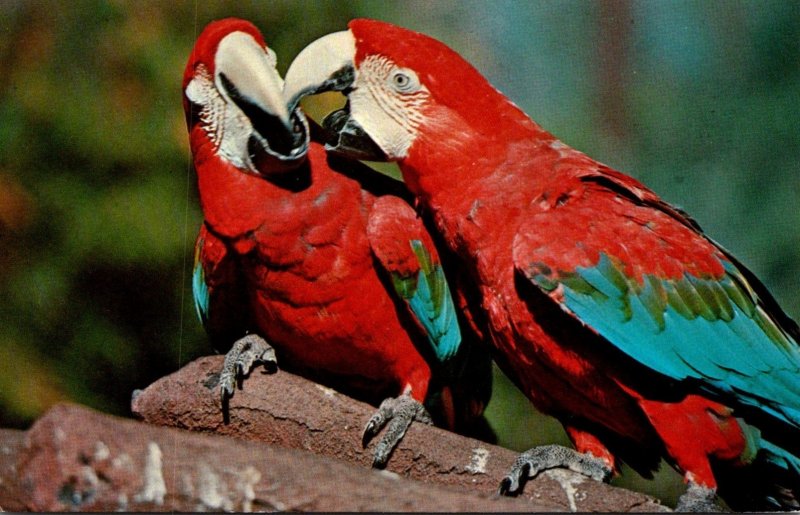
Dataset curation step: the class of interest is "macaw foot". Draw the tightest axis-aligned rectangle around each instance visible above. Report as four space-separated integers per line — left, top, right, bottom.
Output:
499 444 613 496
219 334 278 403
674 482 723 512
362 392 433 468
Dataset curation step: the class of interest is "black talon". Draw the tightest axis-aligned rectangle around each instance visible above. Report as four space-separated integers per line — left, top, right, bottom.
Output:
498 477 511 496
362 419 379 448
263 359 278 374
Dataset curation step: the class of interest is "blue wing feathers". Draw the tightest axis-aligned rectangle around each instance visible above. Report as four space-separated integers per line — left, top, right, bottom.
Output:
639 276 667 330
762 438 800 475
407 240 461 362
366 197 463 364
192 259 210 328
540 252 800 428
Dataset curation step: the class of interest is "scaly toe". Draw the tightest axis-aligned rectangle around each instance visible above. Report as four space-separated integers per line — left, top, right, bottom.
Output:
363 393 432 468
218 334 277 402
675 482 722 512
499 445 612 496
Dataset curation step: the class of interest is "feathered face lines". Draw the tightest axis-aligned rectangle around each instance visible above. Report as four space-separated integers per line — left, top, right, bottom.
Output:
282 30 435 162
347 54 431 159
184 26 309 176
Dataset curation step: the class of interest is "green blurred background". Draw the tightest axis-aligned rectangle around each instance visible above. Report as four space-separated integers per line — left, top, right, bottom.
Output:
1 0 798 505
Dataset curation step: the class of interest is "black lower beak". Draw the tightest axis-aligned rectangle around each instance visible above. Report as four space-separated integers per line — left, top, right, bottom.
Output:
219 72 309 174
322 106 386 162
248 108 309 174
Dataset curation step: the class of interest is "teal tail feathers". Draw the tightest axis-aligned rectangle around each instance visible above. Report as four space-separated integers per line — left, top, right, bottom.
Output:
718 422 800 510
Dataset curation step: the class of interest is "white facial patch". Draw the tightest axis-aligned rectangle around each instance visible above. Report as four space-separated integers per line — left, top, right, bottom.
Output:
185 64 255 171
350 55 430 159
185 31 292 172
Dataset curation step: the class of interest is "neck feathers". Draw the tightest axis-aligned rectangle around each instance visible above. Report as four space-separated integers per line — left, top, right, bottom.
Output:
191 126 308 240
403 94 556 204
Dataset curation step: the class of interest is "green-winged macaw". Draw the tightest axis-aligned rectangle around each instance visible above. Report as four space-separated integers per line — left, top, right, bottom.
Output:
282 18 800 511
185 18 493 466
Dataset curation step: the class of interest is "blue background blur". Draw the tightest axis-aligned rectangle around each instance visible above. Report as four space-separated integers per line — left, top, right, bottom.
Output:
1 0 798 505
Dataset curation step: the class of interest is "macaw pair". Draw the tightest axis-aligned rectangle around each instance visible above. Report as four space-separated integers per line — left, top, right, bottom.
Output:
184 19 493 466
282 19 800 511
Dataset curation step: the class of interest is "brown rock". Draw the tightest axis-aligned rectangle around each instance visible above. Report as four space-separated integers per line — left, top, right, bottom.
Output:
0 429 26 512
132 355 669 512
16 403 566 512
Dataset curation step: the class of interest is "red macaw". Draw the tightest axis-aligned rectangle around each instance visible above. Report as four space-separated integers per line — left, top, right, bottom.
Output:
184 18 493 465
283 19 800 511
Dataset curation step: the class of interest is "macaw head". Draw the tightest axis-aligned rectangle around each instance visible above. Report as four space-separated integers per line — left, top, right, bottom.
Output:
184 18 309 176
283 19 536 169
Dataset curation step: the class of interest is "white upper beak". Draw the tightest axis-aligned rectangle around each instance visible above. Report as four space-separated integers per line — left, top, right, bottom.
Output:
215 31 291 128
282 30 357 113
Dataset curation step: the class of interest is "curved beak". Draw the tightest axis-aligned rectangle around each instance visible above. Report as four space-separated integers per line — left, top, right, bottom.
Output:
283 30 385 162
283 30 357 114
216 32 309 168
321 107 386 161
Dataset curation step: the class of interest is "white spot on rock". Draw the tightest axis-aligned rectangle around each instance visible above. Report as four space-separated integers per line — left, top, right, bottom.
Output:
377 469 400 481
197 463 232 511
314 384 337 397
117 493 128 512
81 465 99 489
112 453 133 471
465 447 490 474
134 442 166 505
236 466 261 513
179 472 195 498
544 469 586 512
94 441 110 461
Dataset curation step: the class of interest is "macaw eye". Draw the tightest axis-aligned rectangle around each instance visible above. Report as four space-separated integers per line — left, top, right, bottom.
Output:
389 69 421 93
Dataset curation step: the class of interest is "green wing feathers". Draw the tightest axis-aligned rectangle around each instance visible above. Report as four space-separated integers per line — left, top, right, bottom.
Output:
367 196 462 363
404 239 461 362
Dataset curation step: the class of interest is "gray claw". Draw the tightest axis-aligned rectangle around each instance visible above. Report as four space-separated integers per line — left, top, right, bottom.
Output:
362 393 432 468
674 482 722 512
219 334 278 403
500 444 613 496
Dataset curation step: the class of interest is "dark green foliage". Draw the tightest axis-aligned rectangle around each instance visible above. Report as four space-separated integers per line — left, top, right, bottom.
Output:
0 0 366 426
